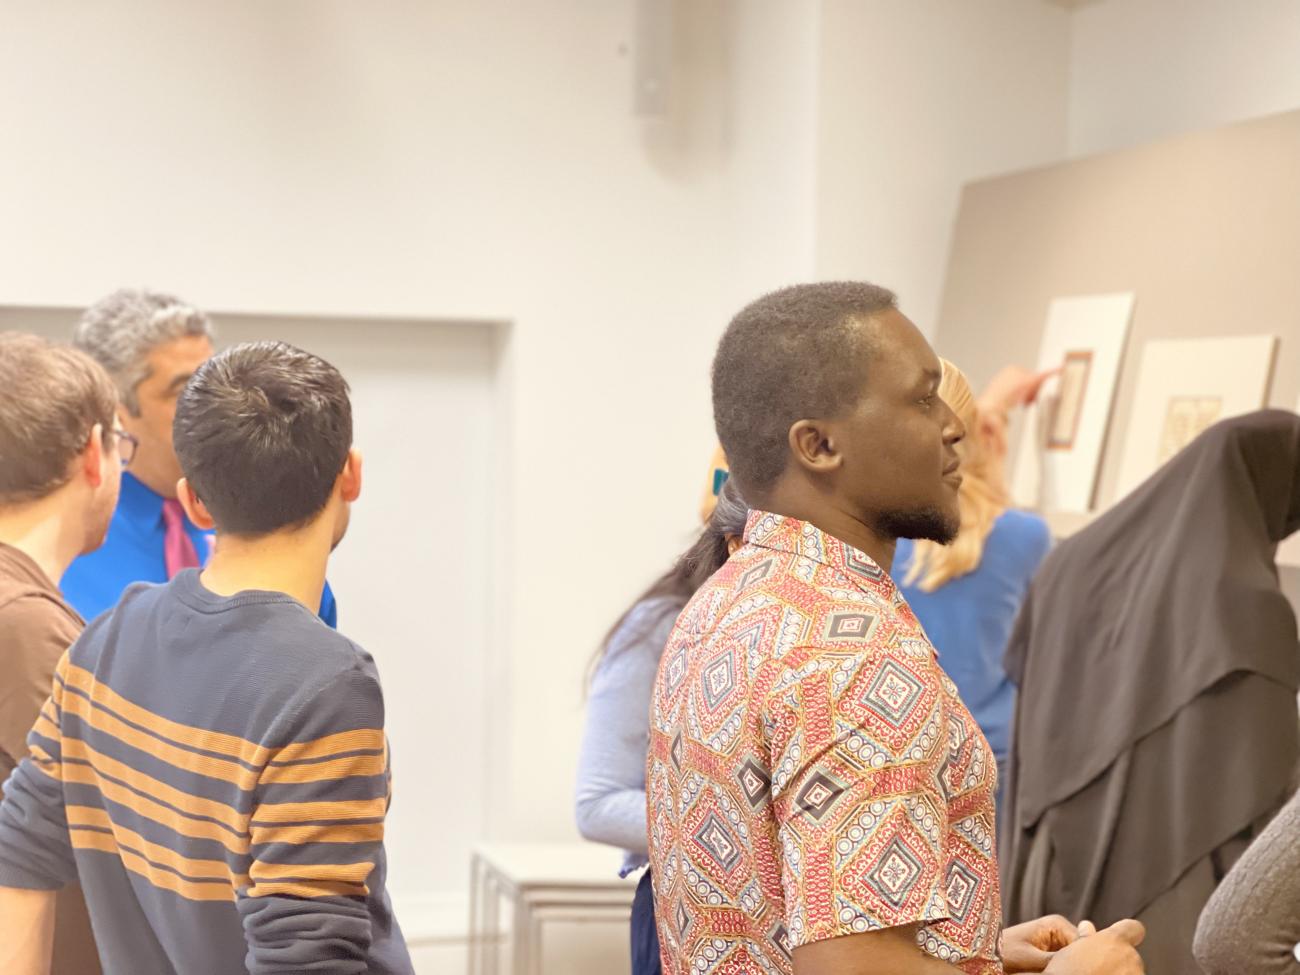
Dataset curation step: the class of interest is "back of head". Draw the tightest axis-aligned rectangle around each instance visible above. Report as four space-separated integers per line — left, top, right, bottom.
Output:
74 288 214 414
1203 408 1300 541
173 341 352 536
0 332 117 504
905 360 1008 591
712 281 897 500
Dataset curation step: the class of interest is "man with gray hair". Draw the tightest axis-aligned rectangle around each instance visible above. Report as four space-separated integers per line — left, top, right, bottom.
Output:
61 289 338 627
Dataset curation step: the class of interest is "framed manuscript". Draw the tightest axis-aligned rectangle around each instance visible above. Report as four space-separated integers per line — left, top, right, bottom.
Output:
1156 396 1224 465
1012 293 1136 514
1114 335 1278 499
1046 351 1093 450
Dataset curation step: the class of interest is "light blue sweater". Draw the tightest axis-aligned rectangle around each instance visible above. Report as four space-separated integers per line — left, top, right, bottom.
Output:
575 596 682 877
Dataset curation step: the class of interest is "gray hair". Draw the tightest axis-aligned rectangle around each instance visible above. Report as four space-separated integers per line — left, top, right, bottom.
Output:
73 288 215 415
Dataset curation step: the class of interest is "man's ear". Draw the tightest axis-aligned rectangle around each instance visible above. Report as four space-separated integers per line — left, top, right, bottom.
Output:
338 448 363 504
81 424 106 488
787 419 844 477
176 477 215 530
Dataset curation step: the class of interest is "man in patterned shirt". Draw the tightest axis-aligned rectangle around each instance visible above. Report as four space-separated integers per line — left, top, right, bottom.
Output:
647 283 1146 975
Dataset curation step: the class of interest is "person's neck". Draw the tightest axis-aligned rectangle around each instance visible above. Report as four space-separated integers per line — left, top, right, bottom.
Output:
200 522 331 611
759 486 897 574
0 492 87 586
129 465 178 499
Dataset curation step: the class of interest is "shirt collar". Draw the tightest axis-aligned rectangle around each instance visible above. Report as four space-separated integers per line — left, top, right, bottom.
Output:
743 509 900 602
117 471 166 527
0 541 59 593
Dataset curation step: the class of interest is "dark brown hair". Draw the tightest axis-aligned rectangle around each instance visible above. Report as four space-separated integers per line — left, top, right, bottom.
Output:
0 332 117 504
173 341 352 536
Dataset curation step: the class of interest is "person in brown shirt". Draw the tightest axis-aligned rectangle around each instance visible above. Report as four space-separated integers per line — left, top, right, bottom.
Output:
0 331 127 975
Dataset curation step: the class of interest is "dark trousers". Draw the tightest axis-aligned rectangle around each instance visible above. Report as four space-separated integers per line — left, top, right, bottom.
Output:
631 869 662 975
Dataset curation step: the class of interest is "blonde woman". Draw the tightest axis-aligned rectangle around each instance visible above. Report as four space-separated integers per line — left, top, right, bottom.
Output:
893 360 1053 810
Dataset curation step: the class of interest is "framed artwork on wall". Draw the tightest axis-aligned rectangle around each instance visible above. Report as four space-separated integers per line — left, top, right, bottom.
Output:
1113 334 1278 500
1012 293 1136 514
1046 350 1093 450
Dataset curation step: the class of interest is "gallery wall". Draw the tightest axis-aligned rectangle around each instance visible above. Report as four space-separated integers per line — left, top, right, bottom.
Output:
813 0 1070 335
933 108 1300 518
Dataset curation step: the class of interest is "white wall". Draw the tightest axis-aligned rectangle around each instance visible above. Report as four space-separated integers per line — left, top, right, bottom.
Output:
0 1 820 958
815 0 1071 335
1069 0 1300 157
0 2 1105 969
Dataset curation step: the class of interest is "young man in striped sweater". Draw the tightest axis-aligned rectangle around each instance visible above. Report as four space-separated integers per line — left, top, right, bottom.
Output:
0 340 413 975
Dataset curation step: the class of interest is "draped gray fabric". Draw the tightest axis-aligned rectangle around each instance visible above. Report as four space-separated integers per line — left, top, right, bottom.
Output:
1001 410 1300 973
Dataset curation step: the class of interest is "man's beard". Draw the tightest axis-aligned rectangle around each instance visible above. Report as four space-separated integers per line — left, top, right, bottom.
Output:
876 505 959 545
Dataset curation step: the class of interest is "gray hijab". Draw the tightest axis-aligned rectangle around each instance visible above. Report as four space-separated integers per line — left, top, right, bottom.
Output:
1004 409 1300 832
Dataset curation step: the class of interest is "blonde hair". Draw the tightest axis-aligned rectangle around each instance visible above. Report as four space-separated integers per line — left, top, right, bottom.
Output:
903 359 1008 592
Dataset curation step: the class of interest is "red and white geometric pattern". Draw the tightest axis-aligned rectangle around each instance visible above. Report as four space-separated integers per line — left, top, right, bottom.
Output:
647 512 1003 975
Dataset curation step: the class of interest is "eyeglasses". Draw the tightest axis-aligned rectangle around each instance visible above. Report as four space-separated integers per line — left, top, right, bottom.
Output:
112 430 140 468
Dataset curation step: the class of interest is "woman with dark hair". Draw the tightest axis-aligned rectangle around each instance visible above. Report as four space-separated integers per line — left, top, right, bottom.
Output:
575 473 748 975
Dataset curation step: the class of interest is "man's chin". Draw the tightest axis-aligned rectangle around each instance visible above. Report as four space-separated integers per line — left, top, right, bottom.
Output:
877 506 960 545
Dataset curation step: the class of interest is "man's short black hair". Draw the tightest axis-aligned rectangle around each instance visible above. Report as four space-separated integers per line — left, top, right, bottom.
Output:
712 281 898 496
174 341 352 536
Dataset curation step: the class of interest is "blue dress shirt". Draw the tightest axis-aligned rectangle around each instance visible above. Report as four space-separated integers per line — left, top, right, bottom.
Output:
62 472 337 627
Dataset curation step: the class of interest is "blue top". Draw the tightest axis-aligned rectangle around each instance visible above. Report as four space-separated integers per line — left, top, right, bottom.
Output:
62 472 337 627
575 595 682 877
893 509 1051 768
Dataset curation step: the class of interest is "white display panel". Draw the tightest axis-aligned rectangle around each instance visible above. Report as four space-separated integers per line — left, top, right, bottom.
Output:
1012 293 1136 514
1113 335 1278 500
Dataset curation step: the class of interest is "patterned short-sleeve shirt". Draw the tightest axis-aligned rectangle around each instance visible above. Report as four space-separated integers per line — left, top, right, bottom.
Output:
647 512 1003 974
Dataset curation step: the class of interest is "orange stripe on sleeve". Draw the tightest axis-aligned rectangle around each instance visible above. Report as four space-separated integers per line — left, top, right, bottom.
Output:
250 797 386 825
249 821 384 847
244 879 369 899
270 729 386 766
258 751 386 786
252 859 373 886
